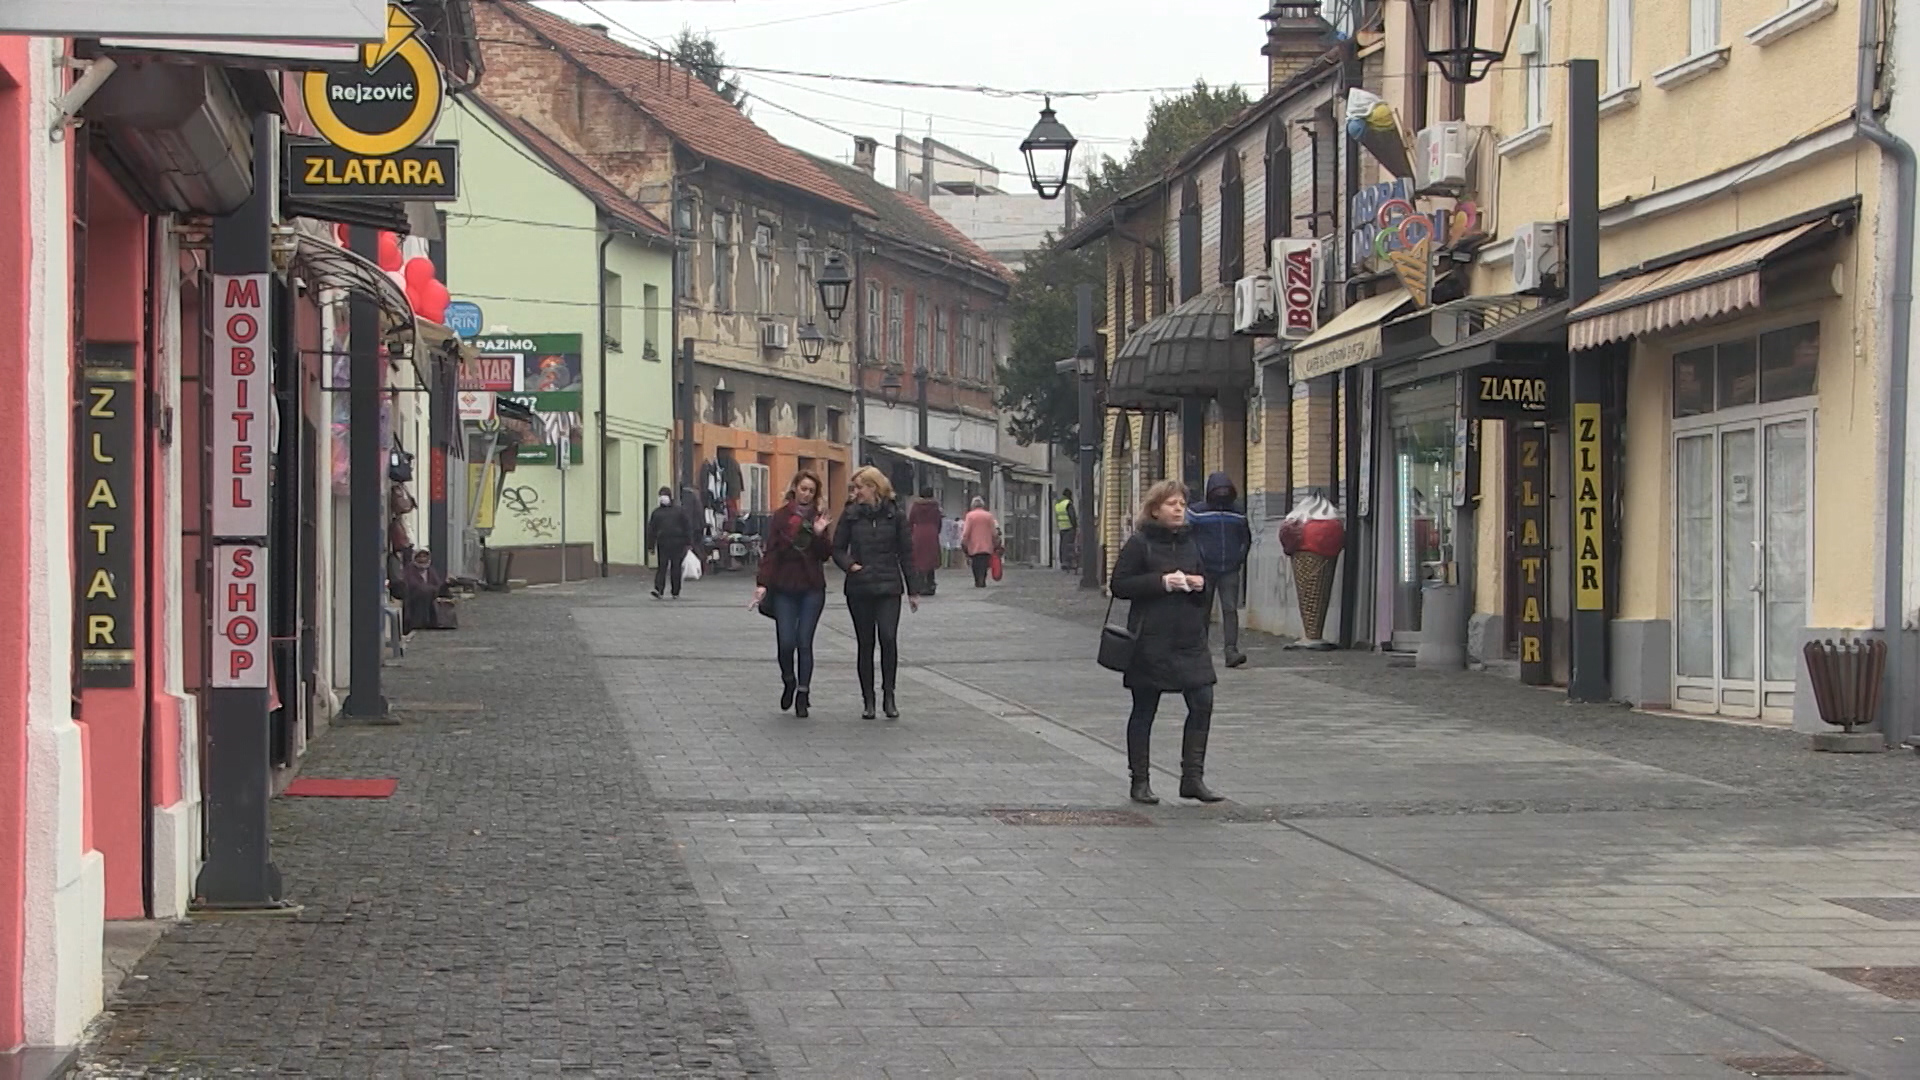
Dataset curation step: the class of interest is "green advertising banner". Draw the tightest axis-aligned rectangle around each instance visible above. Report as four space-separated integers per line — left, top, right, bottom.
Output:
467 334 585 467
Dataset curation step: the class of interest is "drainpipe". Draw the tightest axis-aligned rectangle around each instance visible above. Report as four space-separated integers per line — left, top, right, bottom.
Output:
1856 0 1916 745
597 226 616 577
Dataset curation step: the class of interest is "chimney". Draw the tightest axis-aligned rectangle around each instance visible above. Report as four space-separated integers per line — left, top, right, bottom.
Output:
583 22 611 35
1262 2 1334 90
852 136 878 176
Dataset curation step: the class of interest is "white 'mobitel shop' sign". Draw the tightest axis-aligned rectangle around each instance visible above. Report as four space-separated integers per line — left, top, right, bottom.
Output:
212 274 270 537
1273 239 1322 341
212 544 268 688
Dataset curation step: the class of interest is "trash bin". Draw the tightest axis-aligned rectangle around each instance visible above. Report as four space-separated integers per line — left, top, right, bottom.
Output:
1803 637 1886 733
481 547 515 591
1415 583 1466 670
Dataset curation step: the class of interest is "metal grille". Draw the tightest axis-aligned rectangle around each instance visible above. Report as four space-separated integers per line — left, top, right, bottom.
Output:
1824 896 1920 922
986 809 1154 827
1720 1052 1845 1075
1818 966 1920 1000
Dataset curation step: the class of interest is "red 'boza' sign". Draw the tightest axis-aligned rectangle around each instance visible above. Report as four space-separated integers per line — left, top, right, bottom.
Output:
212 543 268 688
1274 239 1321 341
212 274 270 537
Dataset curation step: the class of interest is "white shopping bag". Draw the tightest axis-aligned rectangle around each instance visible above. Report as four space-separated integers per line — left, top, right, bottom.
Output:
682 548 704 582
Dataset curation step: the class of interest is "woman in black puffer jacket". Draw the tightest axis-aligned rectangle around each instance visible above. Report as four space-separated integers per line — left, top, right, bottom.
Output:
833 466 921 719
1108 479 1224 806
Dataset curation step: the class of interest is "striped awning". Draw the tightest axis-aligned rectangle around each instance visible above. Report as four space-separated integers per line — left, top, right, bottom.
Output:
1568 222 1819 351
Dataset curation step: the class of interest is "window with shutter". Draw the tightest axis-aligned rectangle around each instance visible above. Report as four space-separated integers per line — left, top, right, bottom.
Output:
1178 179 1202 302
1219 152 1245 283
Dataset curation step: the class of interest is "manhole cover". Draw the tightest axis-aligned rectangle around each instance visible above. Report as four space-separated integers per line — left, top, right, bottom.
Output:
1720 1052 1845 1075
1824 896 1920 922
1817 966 1920 999
986 808 1154 827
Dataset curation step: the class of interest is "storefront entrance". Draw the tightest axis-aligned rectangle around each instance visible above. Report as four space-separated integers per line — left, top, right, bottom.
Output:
1381 377 1457 650
1670 324 1818 720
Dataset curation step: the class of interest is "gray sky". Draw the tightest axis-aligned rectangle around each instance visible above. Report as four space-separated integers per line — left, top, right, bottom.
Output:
531 0 1272 191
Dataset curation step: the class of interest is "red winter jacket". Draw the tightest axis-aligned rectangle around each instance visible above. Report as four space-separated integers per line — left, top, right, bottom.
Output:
756 502 834 593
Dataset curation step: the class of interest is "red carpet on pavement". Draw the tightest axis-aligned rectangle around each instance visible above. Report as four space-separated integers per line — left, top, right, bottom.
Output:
282 777 398 798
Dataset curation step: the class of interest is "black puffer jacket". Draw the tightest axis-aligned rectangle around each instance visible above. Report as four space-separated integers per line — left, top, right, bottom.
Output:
1108 522 1216 691
647 502 692 552
833 499 918 598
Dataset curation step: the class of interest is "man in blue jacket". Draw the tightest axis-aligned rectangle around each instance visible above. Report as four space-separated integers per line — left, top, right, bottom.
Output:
1186 471 1254 668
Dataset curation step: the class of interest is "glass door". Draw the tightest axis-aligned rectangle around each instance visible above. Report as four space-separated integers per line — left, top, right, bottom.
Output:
1672 413 1811 719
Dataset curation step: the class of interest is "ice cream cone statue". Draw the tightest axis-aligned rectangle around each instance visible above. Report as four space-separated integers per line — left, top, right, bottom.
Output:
1277 494 1344 650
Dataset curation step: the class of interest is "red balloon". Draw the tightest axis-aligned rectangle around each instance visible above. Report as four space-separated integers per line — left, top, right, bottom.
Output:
416 278 450 323
376 231 404 271
402 256 435 288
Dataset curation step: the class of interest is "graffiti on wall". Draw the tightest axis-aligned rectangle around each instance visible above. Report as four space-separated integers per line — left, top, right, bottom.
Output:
498 483 556 539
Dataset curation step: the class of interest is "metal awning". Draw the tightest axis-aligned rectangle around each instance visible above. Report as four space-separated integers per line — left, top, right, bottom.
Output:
863 438 982 482
289 230 414 336
1108 320 1180 412
1569 221 1821 350
1141 285 1254 396
1379 298 1570 388
1289 288 1415 382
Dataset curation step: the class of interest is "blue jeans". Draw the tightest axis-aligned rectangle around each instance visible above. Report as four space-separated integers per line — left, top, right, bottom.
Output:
770 589 826 689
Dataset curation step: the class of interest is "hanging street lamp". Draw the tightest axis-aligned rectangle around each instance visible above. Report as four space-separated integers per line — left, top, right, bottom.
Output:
879 368 903 405
1412 0 1516 84
797 321 827 363
816 250 853 325
1021 97 1077 200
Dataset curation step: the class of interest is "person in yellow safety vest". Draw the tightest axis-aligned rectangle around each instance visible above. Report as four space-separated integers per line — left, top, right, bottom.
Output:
1054 492 1078 571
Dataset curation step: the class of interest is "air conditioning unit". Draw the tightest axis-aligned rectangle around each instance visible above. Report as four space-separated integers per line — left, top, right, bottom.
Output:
1414 122 1471 196
1232 273 1275 336
761 321 792 350
1511 221 1563 294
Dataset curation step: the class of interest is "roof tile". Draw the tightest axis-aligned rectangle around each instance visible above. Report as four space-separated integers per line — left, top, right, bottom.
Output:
488 1 867 216
468 94 671 238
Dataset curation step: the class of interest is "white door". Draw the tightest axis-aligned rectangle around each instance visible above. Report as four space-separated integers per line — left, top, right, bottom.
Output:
1673 413 1811 719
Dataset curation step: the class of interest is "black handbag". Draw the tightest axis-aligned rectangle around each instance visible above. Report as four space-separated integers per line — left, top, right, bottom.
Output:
1096 594 1136 673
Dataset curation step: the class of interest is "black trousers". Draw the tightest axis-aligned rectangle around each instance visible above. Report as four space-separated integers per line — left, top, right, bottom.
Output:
1126 684 1214 777
654 544 687 596
846 593 902 698
969 552 991 587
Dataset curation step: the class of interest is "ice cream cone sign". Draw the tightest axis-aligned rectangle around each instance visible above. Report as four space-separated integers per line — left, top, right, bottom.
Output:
1279 495 1344 649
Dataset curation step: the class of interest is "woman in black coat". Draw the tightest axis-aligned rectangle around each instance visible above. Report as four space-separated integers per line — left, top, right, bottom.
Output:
833 466 921 719
1108 479 1224 805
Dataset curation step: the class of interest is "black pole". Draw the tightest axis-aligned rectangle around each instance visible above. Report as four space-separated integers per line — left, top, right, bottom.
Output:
1566 57 1611 703
916 361 930 494
428 350 450 578
680 336 696 493
340 225 387 720
1076 284 1100 589
1336 42 1363 649
196 112 286 908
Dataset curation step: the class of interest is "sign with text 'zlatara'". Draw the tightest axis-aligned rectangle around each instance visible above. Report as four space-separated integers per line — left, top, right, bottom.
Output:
213 274 271 537
1272 239 1321 340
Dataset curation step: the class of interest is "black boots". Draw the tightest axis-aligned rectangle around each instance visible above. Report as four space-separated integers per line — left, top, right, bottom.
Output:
882 689 899 720
1179 726 1225 803
781 680 797 712
794 690 810 718
1127 739 1158 805
861 692 877 720
1225 649 1247 669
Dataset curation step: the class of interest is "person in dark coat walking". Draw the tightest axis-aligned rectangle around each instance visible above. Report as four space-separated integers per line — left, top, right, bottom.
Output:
753 471 835 718
1186 471 1255 668
647 486 693 598
906 487 943 596
1108 479 1224 805
833 466 920 719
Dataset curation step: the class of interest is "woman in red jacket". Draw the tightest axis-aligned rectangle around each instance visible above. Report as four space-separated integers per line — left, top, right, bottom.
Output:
753 471 835 717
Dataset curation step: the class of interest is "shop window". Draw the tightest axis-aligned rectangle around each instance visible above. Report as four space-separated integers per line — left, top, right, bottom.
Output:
1759 322 1820 402
755 396 775 435
1673 322 1818 418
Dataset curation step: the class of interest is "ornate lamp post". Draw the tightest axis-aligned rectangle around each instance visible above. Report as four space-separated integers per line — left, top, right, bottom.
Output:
797 321 826 363
815 250 852 324
1020 97 1077 200
1410 0 1513 84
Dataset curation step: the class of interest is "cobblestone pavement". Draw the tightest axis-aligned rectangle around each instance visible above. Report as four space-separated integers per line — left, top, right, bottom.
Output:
70 567 1920 1079
988 568 1920 831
